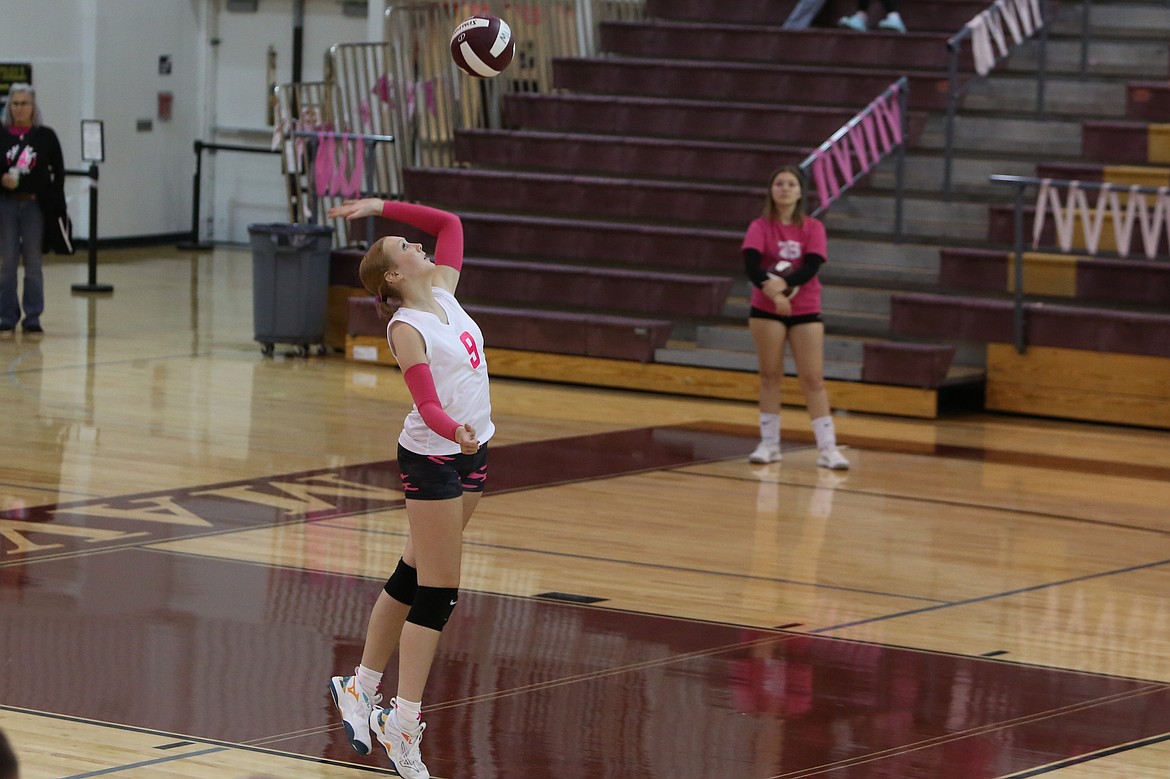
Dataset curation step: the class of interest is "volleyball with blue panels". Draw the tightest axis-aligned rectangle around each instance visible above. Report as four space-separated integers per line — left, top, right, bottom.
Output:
450 14 515 78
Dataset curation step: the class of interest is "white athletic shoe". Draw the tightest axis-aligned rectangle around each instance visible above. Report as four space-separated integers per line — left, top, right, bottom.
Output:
837 12 868 31
816 447 851 471
329 672 381 755
749 441 782 464
371 703 430 779
877 12 907 32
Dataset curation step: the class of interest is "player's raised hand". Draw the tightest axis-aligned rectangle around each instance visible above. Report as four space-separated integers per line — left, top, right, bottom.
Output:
327 198 384 221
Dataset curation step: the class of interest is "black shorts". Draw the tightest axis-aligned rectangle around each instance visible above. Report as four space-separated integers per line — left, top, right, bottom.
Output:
749 308 824 328
398 443 489 501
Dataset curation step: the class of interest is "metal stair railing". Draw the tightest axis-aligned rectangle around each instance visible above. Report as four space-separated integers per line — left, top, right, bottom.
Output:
990 173 1170 352
943 0 1052 195
800 77 909 241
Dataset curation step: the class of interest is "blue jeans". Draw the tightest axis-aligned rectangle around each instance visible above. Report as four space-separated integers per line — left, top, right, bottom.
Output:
0 197 45 329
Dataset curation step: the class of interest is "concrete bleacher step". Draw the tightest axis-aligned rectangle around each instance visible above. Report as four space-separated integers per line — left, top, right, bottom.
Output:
599 21 959 71
654 341 865 381
1004 37 1170 79
721 288 893 337
868 154 1042 197
454 129 807 184
648 0 992 31
959 73 1129 118
695 325 867 360
914 114 1083 157
658 327 984 387
501 93 861 146
820 258 940 289
1049 0 1170 41
829 238 941 274
821 192 992 242
551 57 951 111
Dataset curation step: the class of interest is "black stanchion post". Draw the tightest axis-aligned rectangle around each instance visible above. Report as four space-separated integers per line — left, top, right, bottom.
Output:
177 140 212 251
71 163 113 294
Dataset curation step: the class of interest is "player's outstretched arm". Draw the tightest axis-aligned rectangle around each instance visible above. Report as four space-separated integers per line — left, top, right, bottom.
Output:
328 198 464 294
327 198 384 221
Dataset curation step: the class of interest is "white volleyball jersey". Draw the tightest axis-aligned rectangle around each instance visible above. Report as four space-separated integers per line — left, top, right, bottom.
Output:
389 287 495 455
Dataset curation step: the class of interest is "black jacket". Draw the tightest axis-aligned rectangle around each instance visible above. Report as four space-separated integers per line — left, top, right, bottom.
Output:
1 125 71 253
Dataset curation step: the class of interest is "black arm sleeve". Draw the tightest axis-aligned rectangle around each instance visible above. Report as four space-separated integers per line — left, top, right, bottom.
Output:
781 253 825 287
47 129 66 197
743 248 770 288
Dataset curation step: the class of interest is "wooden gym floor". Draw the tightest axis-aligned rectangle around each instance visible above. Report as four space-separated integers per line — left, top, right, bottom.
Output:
1 247 1169 779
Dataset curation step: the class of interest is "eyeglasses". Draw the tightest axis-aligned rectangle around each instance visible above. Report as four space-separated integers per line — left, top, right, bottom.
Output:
8 101 31 106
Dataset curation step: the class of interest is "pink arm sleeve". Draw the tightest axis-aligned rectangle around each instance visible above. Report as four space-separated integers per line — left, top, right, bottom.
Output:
380 201 464 271
402 363 461 442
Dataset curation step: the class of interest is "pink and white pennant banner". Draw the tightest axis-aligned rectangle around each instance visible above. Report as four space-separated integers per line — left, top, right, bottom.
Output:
1033 179 1170 259
809 82 904 212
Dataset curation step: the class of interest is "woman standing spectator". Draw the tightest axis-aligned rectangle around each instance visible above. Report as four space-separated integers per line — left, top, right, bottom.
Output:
743 166 850 470
325 196 493 779
0 83 64 337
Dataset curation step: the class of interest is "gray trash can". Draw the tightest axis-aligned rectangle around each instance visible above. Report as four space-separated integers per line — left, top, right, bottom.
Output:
247 223 334 356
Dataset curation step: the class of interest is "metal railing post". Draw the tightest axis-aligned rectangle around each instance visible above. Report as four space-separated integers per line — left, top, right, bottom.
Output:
1011 182 1026 353
177 140 212 251
895 83 907 242
1079 0 1091 76
943 37 962 196
71 164 112 294
944 2 1053 192
1035 1 1049 119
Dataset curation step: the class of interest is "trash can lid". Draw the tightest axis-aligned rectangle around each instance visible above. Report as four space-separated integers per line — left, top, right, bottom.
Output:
247 223 334 236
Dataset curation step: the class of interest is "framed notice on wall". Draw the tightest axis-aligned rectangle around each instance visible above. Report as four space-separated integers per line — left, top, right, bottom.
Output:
81 120 105 162
0 62 33 110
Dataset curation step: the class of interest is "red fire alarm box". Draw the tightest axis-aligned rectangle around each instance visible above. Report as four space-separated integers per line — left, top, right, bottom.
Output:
157 91 173 121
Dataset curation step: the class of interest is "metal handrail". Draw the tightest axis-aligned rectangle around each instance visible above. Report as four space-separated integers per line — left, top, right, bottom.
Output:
177 141 280 251
989 173 1170 353
64 165 107 293
943 0 1051 195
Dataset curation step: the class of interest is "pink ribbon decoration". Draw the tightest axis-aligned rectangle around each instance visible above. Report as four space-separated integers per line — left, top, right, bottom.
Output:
315 130 335 198
1033 179 1170 258
808 83 903 212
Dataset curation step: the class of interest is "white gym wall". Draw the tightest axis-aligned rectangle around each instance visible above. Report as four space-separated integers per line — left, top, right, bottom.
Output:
0 0 384 243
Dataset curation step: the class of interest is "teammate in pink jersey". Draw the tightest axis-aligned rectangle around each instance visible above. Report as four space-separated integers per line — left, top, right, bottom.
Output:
742 166 849 470
325 197 495 779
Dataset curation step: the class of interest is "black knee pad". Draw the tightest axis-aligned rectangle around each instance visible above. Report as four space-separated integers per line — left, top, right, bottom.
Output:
383 558 418 605
405 586 459 631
